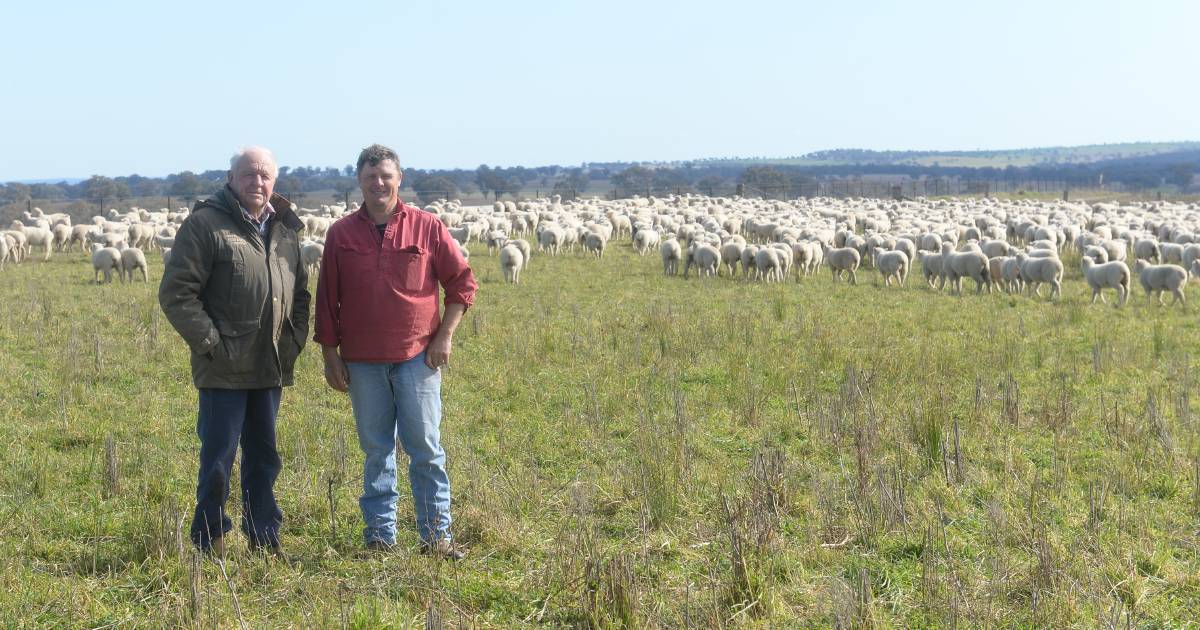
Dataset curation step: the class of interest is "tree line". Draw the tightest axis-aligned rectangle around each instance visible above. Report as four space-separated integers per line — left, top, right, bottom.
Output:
1 149 1195 210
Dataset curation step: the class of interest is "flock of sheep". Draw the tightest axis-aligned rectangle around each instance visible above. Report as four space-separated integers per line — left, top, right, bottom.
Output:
418 194 1200 309
5 193 1199 310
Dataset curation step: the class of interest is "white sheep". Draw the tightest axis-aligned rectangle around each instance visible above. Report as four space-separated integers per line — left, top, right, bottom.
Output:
824 246 861 285
917 251 944 289
499 243 525 284
90 243 122 284
1080 258 1130 307
683 242 720 278
753 247 782 282
583 232 607 258
119 247 149 283
660 237 682 276
940 242 990 295
1133 260 1187 306
873 248 909 287
301 241 324 277
1016 252 1063 299
162 247 172 268
632 228 660 256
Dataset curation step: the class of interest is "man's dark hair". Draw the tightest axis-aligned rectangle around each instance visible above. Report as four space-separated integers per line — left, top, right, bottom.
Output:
356 144 401 174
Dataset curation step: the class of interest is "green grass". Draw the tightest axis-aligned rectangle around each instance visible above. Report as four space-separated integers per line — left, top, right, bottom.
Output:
1 243 1200 627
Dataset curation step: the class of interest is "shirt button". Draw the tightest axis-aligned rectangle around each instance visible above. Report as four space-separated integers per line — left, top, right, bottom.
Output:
273 297 278 302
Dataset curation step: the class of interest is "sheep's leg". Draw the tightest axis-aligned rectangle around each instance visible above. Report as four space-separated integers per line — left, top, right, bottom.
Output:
1092 290 1101 304
849 269 857 285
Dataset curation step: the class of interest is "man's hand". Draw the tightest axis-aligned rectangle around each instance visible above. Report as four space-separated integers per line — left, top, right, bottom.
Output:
425 332 452 370
322 345 349 392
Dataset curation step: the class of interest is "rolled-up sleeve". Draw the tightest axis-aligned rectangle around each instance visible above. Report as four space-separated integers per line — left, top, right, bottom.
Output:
432 221 477 309
313 227 342 347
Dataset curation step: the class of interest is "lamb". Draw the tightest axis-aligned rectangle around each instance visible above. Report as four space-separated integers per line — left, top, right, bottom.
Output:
1080 258 1130 307
740 245 760 279
0 235 7 271
1001 256 1024 294
1016 252 1063 299
824 246 861 285
1082 245 1109 265
1183 244 1200 278
753 247 783 282
90 243 122 284
1159 242 1184 265
499 243 525 284
660 237 682 276
720 241 743 277
52 223 72 251
872 248 909 286
583 232 607 258
503 238 532 269
119 247 149 283
537 225 564 255
633 228 660 255
683 242 720 278
9 224 53 261
162 247 172 268
940 242 990 295
1133 260 1187 306
1134 238 1161 263
300 241 324 277
916 251 944 289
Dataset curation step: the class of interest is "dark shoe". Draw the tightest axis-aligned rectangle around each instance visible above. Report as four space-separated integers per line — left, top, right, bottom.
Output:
201 537 227 559
366 540 395 553
420 539 465 561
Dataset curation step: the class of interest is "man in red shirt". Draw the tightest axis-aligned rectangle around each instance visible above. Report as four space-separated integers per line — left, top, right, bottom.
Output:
314 144 476 558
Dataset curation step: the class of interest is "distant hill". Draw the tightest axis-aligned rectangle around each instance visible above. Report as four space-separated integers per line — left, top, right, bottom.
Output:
688 142 1200 169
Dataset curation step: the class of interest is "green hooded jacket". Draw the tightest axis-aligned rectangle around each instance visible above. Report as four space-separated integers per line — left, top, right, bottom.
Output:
159 185 310 389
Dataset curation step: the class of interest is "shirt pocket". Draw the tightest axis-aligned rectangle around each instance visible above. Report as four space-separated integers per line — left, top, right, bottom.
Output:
393 246 427 292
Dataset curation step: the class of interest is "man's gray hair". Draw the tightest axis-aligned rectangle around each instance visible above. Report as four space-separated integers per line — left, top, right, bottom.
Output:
356 144 401 174
229 146 279 177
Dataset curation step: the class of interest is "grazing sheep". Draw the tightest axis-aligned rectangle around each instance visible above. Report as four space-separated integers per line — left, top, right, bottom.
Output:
753 247 783 282
1160 242 1184 265
683 242 720 278
873 248 909 286
916 251 944 289
301 241 324 277
537 225 564 255
660 237 682 276
1001 256 1024 294
119 247 149 283
940 242 990 295
1082 245 1109 265
0 236 7 271
90 243 122 284
583 232 607 258
1133 260 1187 306
1183 244 1200 277
1134 238 1161 263
499 243 525 284
1080 258 1130 307
824 246 861 285
52 223 71 251
632 228 660 255
1100 239 1127 262
1016 252 1064 299
721 241 743 277
740 245 760 279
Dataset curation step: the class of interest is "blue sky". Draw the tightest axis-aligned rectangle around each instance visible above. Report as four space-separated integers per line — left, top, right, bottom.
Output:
2 0 1196 180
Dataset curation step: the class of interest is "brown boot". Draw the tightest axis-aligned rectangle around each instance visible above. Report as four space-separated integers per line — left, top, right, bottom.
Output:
420 539 465 561
202 537 226 558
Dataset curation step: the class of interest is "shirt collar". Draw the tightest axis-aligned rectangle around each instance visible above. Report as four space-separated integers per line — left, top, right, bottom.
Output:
241 201 276 225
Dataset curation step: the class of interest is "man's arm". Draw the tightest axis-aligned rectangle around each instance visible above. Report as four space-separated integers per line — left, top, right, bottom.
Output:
425 303 465 369
290 240 311 348
158 217 220 355
314 228 346 391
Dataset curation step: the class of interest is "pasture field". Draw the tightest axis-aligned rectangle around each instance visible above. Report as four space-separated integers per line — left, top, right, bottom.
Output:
1 243 1199 628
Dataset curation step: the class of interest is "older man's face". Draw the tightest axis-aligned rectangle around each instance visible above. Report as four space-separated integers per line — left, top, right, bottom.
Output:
358 159 402 212
229 150 276 214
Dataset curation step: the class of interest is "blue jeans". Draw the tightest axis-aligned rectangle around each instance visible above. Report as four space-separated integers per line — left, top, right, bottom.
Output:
191 387 283 550
346 352 451 545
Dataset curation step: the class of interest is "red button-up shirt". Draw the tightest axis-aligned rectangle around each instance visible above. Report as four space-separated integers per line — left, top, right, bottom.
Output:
314 202 477 362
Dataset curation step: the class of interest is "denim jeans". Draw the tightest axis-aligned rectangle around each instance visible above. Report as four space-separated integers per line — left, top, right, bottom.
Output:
346 352 451 545
191 387 283 549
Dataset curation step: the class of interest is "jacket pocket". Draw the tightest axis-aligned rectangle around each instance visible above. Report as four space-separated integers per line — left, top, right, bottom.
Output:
394 247 427 292
214 319 260 370
277 318 303 374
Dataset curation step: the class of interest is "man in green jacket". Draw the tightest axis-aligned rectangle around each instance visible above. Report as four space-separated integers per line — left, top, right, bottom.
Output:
159 146 309 557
